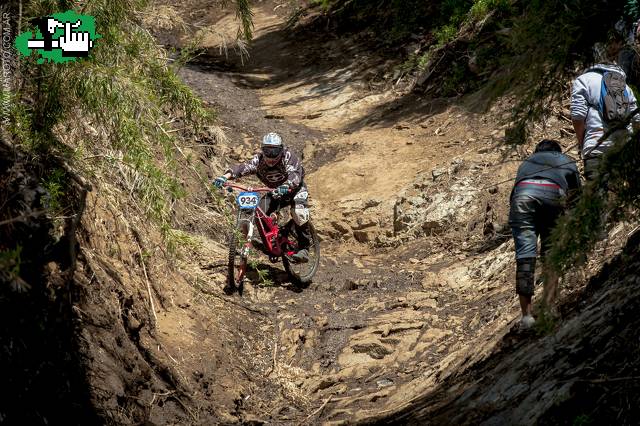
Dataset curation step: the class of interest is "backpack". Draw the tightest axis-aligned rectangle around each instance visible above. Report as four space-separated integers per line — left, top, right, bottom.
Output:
593 68 631 124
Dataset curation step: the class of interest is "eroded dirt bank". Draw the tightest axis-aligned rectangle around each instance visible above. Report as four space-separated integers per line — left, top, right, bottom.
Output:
370 230 640 426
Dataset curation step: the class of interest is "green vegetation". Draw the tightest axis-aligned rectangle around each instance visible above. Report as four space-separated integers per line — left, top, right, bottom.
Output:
7 0 214 246
441 61 469 96
0 246 22 280
249 258 275 287
307 0 510 44
4 0 253 252
307 0 628 123
549 130 640 273
42 168 65 217
163 227 200 256
533 305 557 335
573 414 594 426
231 0 254 41
468 0 511 20
434 24 458 47
396 52 430 78
626 0 640 18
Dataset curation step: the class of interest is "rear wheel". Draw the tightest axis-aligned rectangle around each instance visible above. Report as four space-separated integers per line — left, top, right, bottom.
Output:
282 221 320 287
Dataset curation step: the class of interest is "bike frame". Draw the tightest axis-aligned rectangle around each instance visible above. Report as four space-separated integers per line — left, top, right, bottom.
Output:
225 183 297 259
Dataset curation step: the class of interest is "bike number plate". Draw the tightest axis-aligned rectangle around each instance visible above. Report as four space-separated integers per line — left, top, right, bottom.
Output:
237 192 259 210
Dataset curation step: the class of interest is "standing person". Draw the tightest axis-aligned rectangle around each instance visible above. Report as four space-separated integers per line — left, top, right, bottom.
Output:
214 133 312 289
571 60 640 181
509 140 581 329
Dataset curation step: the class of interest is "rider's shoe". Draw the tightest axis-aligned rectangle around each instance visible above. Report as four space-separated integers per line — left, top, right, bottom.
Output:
519 315 536 330
223 282 235 295
290 249 309 263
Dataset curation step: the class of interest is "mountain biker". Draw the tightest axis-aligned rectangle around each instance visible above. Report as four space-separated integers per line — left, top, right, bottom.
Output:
214 132 312 263
509 139 581 330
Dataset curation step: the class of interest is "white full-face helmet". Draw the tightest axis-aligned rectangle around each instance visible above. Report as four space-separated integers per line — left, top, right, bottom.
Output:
261 132 284 166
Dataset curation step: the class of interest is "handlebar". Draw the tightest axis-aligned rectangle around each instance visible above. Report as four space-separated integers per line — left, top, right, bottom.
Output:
223 182 273 193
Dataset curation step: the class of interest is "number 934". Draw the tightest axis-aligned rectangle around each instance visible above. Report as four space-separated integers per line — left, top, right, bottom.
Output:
237 192 259 209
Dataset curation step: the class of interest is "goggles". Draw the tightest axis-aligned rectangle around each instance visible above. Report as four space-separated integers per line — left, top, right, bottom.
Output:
262 146 283 158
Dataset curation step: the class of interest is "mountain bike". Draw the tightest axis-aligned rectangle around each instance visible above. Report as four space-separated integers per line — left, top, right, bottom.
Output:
221 182 320 294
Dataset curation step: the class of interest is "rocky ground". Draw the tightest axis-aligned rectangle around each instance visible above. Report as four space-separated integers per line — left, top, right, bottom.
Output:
102 1 639 424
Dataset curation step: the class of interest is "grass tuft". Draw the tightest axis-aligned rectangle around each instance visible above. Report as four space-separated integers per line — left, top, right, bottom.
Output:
8 0 216 252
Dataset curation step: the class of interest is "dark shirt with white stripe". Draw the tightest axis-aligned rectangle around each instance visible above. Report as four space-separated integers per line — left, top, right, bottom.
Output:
512 151 581 198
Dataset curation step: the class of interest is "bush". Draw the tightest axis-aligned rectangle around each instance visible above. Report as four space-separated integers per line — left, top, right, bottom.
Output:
8 0 212 241
549 130 640 273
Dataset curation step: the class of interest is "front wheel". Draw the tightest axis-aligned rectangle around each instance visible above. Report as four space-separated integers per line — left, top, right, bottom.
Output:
226 221 249 295
282 221 320 287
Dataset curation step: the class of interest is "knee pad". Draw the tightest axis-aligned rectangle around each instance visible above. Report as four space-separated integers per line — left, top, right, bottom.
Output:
293 188 309 204
291 204 309 226
516 257 536 296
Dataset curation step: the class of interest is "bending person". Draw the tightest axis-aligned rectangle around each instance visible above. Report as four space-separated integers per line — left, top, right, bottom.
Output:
509 139 581 329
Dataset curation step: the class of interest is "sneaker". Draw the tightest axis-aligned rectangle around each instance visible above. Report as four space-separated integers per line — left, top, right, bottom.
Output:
290 249 309 263
519 315 536 330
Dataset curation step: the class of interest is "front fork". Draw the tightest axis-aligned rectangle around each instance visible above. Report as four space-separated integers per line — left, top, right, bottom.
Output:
235 211 255 284
241 220 255 258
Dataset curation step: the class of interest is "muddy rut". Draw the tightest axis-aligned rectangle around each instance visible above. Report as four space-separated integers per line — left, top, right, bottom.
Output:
137 2 624 424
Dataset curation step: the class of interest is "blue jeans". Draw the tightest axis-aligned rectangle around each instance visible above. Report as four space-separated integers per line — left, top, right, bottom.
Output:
509 185 563 260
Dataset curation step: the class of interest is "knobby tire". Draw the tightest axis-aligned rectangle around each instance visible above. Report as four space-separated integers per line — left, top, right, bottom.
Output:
282 221 320 287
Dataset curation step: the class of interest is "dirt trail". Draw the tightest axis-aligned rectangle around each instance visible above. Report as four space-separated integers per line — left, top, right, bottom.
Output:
141 1 597 423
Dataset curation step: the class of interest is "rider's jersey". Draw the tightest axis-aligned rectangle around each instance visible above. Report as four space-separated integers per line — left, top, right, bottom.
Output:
227 147 305 189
